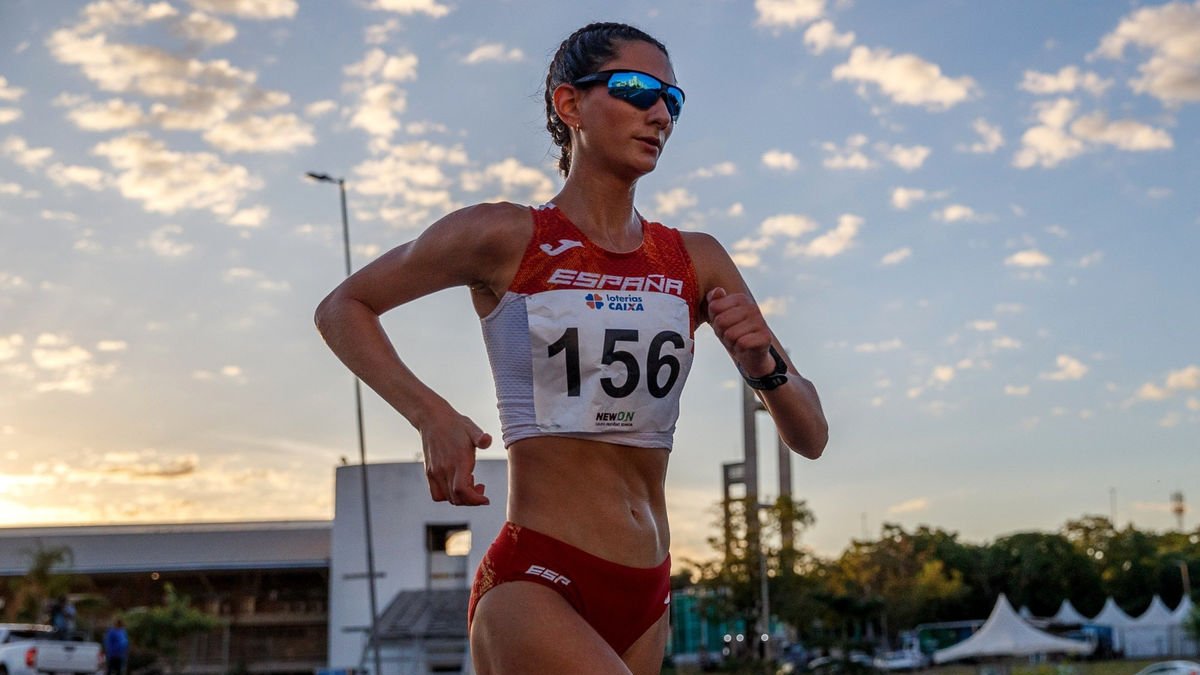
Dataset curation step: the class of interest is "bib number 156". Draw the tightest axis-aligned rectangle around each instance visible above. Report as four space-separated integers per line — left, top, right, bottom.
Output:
546 328 685 399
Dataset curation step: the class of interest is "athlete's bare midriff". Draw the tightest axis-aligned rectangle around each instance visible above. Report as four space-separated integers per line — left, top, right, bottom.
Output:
505 436 670 569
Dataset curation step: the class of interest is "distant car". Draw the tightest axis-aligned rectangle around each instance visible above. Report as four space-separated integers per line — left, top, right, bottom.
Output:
873 650 929 671
806 652 875 674
1132 661 1200 675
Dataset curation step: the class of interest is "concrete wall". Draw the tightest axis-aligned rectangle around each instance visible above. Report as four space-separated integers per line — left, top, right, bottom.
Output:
328 459 508 670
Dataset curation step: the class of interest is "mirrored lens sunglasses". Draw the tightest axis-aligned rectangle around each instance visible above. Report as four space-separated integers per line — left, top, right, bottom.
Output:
571 69 685 122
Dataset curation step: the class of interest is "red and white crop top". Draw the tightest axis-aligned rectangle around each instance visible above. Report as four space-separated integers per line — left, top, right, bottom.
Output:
481 204 702 450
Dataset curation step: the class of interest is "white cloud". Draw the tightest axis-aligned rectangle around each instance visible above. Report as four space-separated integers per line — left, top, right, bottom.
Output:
1069 111 1173 151
822 134 875 170
46 163 108 191
879 142 930 170
203 114 316 153
786 213 862 258
854 339 902 353
172 11 237 44
92 132 262 217
365 18 402 45
762 149 799 171
1041 354 1088 381
353 140 469 228
931 365 955 383
47 5 294 140
66 98 146 131
28 333 116 395
995 302 1024 315
1136 382 1171 401
1005 249 1052 267
462 43 525 64
888 497 929 514
1093 1 1200 104
1188 397 1200 411
833 46 977 110
804 19 855 54
958 118 1004 154
1165 365 1200 390
461 157 555 205
758 297 787 317
689 162 737 179
345 49 419 82
1020 66 1113 96
348 83 407 138
755 0 826 29
0 334 23 360
0 109 20 125
368 0 451 17
142 224 193 258
933 204 978 223
992 336 1022 350
2 135 54 170
880 247 911 265
222 267 290 292
1013 97 1087 168
1159 412 1182 428
652 188 698 217
228 205 270 227
761 214 818 237
305 100 337 118
891 187 929 210
1078 251 1104 267
96 340 127 352
0 76 25 102
1014 97 1172 168
1138 365 1200 403
969 320 997 331
185 0 298 19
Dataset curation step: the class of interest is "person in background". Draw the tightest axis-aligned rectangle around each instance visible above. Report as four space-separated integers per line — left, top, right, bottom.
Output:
104 617 129 675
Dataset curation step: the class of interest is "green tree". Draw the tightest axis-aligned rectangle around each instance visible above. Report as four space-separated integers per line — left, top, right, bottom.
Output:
985 531 1103 617
124 583 222 674
2 545 74 622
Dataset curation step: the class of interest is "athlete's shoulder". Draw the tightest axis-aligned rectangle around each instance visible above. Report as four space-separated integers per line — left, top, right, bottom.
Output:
441 200 532 235
677 230 726 261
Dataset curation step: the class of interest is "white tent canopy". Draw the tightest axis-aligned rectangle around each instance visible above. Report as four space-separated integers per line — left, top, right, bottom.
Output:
1173 595 1194 623
933 594 1095 664
1091 597 1136 652
1051 600 1088 625
1126 595 1185 658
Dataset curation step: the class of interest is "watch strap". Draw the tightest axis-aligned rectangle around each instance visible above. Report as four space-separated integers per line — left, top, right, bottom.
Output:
740 345 788 391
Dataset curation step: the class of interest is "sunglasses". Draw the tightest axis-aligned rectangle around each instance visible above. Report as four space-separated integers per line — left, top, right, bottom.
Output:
571 69 685 122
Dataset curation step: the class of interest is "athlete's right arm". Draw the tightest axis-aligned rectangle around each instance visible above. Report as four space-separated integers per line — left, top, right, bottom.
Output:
314 202 531 506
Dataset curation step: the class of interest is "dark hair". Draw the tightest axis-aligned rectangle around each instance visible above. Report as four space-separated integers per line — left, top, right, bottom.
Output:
544 22 670 177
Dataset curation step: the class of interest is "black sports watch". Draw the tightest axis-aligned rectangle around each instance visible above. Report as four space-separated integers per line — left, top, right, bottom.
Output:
740 345 789 391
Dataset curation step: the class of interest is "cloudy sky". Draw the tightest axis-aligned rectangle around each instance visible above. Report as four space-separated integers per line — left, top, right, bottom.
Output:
1 0 1197 562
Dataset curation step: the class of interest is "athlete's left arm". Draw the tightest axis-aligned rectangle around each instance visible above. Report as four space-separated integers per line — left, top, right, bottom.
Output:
682 231 828 459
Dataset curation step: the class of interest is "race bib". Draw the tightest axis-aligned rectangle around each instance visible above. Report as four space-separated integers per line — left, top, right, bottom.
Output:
527 289 694 434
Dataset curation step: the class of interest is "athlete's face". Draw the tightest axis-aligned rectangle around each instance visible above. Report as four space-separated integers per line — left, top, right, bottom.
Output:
572 40 677 179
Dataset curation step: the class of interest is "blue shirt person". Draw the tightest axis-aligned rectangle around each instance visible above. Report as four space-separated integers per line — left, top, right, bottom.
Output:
103 619 129 675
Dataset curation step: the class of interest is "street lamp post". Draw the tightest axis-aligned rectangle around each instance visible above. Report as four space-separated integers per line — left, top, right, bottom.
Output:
306 172 384 675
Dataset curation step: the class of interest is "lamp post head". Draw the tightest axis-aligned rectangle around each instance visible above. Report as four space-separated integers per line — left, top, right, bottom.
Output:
305 171 341 184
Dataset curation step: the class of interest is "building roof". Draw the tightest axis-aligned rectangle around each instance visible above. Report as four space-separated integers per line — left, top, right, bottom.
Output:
375 589 469 641
0 520 331 576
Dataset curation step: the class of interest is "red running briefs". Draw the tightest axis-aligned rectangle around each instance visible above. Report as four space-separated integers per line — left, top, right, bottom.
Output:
469 522 672 655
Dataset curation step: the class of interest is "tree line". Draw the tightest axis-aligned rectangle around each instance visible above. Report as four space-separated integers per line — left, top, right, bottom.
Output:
679 498 1200 649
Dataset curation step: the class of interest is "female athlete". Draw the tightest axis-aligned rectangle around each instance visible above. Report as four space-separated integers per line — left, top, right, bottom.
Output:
315 22 828 675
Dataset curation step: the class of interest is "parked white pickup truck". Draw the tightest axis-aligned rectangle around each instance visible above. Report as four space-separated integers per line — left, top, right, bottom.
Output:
0 624 102 675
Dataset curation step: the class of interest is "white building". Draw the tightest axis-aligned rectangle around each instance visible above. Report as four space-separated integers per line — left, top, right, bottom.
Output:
329 460 508 675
